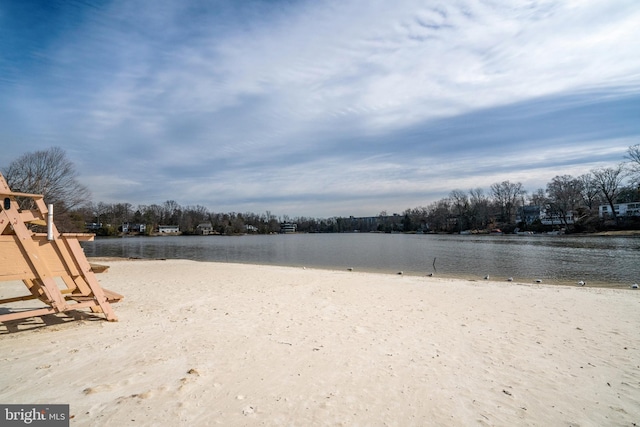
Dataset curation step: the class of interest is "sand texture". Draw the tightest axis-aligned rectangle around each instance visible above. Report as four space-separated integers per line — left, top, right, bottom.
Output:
1 259 639 426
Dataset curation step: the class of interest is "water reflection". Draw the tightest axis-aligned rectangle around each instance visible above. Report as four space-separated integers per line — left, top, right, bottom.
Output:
82 233 639 288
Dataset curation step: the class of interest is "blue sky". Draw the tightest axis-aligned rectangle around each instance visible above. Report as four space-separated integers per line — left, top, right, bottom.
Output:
2 0 639 217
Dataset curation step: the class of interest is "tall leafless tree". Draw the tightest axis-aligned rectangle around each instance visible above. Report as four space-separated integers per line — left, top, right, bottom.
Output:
490 180 524 224
529 188 548 207
449 189 469 232
468 188 489 229
546 175 583 226
426 198 451 232
591 165 627 223
626 144 640 184
3 147 90 214
162 200 181 225
577 173 602 213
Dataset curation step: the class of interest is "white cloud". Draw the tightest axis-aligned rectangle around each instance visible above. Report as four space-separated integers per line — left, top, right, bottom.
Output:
61 0 640 142
3 0 640 216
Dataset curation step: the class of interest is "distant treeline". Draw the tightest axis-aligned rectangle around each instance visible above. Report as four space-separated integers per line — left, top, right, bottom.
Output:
4 145 640 235
71 164 639 236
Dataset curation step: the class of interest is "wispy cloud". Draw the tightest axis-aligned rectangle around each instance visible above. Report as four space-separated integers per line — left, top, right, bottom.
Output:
2 0 639 216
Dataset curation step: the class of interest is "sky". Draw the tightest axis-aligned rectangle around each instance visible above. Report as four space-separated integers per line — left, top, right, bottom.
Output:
1 0 639 218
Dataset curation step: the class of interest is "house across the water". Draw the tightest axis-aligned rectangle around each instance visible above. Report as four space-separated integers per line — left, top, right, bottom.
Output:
157 225 180 234
122 222 146 234
599 202 640 219
280 223 297 233
196 222 213 235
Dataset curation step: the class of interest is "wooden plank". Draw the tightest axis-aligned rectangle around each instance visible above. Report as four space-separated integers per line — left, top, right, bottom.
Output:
19 209 46 225
33 197 49 216
64 237 118 321
0 174 11 192
57 237 91 293
45 235 82 276
102 288 124 302
0 237 69 278
0 207 69 312
60 275 80 295
32 239 74 277
0 307 56 322
0 237 34 278
0 299 103 323
0 217 10 235
90 263 109 273
0 190 43 199
34 233 95 241
23 279 48 303
0 272 36 281
68 296 94 301
0 294 38 304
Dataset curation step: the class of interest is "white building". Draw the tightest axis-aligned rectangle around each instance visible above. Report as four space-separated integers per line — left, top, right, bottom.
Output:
121 223 146 233
158 225 180 233
280 223 297 233
196 222 213 235
540 210 575 225
516 206 575 225
599 202 640 219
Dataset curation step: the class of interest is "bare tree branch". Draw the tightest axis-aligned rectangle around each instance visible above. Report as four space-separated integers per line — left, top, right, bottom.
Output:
3 147 91 214
591 164 627 223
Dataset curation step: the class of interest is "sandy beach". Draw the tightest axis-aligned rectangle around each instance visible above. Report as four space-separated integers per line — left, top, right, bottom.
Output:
1 259 639 426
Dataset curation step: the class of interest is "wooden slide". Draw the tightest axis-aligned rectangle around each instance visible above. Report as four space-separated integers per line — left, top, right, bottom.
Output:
0 172 122 323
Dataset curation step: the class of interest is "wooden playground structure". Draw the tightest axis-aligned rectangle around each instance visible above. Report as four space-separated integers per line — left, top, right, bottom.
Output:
0 172 122 323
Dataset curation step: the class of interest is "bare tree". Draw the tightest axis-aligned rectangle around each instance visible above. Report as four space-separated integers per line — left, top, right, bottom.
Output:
180 205 210 233
162 200 182 225
578 173 601 213
490 180 525 223
546 175 583 227
406 206 430 232
450 189 469 231
142 204 164 228
591 165 627 223
91 202 110 226
468 188 489 229
426 199 451 232
626 144 640 184
529 188 547 207
3 147 90 215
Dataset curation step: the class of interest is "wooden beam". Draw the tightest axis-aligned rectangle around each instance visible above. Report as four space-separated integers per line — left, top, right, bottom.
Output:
0 190 44 199
63 237 119 321
0 294 38 304
0 299 104 323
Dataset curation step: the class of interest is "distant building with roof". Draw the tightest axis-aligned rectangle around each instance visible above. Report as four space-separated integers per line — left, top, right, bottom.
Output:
599 202 640 219
280 223 297 233
157 225 180 234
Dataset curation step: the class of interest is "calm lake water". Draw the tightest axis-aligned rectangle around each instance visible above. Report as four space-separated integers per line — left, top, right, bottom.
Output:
81 233 640 288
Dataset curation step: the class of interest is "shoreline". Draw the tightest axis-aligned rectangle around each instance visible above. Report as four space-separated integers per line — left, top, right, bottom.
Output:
88 256 636 289
2 259 639 425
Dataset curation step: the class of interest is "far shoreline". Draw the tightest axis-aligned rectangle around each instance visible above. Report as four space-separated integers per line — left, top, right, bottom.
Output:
582 229 640 236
